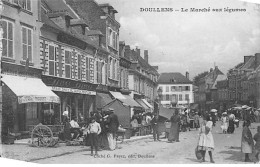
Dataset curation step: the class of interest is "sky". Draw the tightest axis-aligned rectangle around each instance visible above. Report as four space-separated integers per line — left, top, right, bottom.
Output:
96 0 260 79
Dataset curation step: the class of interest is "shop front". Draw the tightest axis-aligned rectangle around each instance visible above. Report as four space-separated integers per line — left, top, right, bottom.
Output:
2 74 60 133
42 76 97 122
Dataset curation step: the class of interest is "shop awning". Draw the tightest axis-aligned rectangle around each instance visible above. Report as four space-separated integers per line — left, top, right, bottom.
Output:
190 103 199 110
135 99 149 110
96 92 113 108
120 94 142 108
109 91 126 99
2 74 60 104
109 91 141 108
141 99 153 109
159 106 175 119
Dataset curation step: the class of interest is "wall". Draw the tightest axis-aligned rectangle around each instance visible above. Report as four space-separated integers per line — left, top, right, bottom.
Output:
1 1 41 68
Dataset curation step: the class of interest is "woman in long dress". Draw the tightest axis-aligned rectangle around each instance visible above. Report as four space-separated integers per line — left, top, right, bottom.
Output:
197 115 215 163
168 110 181 142
98 111 109 150
241 120 254 162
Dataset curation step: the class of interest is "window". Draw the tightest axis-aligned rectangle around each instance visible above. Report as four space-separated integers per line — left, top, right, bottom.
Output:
48 45 58 76
107 28 118 50
171 86 176 92
112 32 116 48
96 61 102 83
166 94 170 101
172 94 177 102
109 58 113 78
111 59 116 79
179 86 182 91
1 20 13 58
166 86 169 92
78 54 81 80
185 86 190 91
22 26 32 62
21 0 31 11
108 28 113 46
179 94 183 101
86 57 90 81
185 94 189 101
65 50 71 78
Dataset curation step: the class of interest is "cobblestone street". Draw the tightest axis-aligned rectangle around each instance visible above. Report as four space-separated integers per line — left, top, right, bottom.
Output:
26 121 259 164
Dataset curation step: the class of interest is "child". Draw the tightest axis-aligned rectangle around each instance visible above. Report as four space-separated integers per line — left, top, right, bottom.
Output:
87 117 101 156
254 126 260 163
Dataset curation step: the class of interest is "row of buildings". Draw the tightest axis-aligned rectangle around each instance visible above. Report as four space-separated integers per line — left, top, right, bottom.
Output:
0 0 159 133
194 54 260 113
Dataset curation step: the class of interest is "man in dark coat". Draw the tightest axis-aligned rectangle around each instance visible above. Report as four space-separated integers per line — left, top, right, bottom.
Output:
106 108 119 150
151 113 160 141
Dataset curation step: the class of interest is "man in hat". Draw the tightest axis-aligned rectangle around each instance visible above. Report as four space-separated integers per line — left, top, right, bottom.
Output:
151 113 160 141
106 108 119 150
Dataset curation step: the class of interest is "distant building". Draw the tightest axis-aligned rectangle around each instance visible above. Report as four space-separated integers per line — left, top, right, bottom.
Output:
227 54 260 108
216 78 229 112
196 66 224 111
157 72 194 108
125 46 159 112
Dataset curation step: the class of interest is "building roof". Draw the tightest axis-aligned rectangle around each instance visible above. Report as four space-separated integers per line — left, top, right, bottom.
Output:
240 56 255 70
41 10 107 52
127 49 159 75
158 73 192 84
211 75 227 89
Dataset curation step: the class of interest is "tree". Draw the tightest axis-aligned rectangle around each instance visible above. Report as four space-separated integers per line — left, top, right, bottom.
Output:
193 71 209 86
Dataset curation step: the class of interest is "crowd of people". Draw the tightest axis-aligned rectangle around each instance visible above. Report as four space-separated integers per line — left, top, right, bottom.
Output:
61 108 119 156
60 105 260 162
195 108 260 164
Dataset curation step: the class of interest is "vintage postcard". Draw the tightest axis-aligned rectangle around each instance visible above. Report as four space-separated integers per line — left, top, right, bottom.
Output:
0 0 260 164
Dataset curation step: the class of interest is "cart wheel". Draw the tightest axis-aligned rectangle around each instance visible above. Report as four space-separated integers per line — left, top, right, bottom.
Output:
31 124 53 147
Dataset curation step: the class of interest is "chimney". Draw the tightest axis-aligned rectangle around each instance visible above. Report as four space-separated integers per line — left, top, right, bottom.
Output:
255 53 260 69
186 72 189 79
144 50 148 63
136 48 140 56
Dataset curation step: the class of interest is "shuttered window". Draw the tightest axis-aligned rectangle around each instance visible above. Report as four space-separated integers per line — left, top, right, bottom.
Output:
22 26 32 62
1 20 13 58
65 50 71 78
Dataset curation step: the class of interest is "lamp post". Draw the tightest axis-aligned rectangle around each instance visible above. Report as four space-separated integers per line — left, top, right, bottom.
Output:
157 88 162 114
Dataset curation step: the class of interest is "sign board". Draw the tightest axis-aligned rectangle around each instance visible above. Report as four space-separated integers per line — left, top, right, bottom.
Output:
51 86 96 95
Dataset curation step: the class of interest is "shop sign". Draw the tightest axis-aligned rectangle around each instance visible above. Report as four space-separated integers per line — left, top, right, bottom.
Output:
42 76 97 91
51 86 96 95
18 96 60 104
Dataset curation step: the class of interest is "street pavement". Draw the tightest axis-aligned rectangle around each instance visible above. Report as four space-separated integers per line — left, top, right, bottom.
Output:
31 121 260 164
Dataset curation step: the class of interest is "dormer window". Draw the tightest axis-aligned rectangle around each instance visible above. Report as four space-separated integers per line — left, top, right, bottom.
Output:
170 79 176 82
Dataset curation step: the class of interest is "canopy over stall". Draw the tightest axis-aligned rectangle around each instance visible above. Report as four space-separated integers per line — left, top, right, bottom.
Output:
142 99 153 109
2 74 60 104
96 92 113 108
109 91 141 108
135 99 149 110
